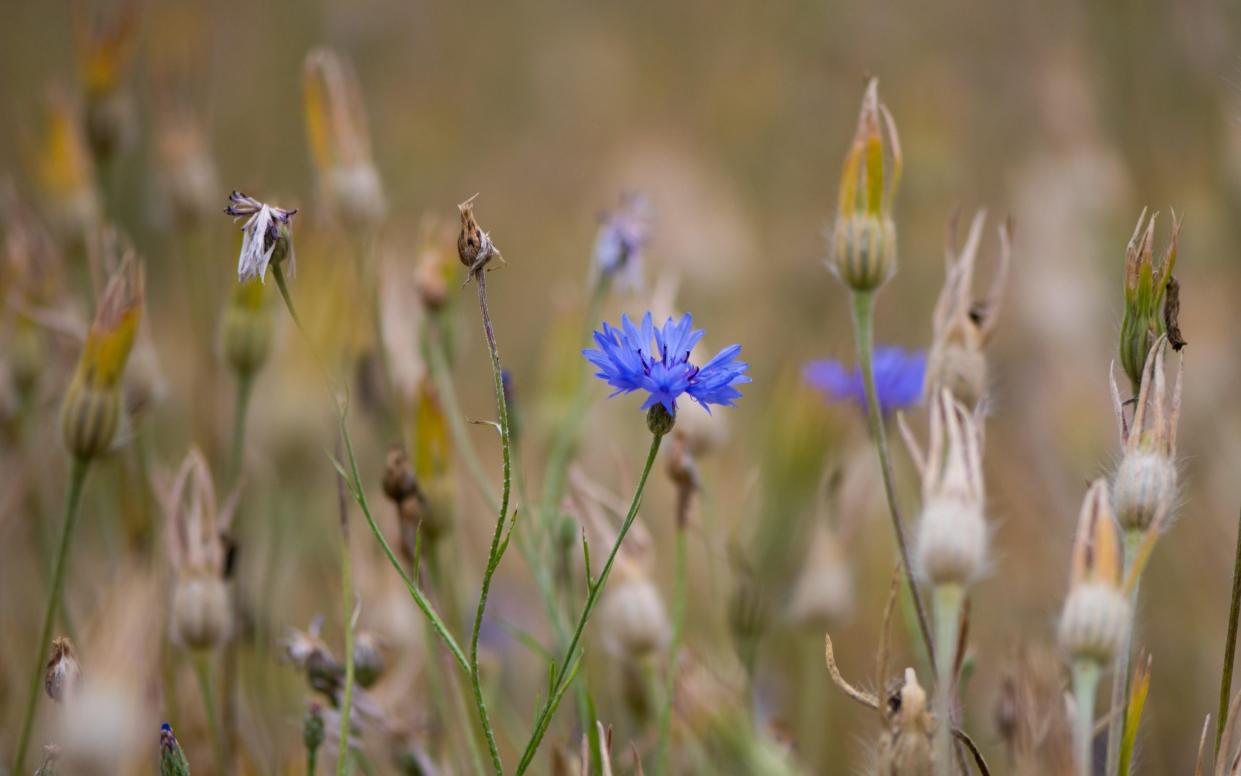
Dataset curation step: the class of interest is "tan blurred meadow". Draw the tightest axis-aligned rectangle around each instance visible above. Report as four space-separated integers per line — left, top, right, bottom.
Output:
3 1 1241 774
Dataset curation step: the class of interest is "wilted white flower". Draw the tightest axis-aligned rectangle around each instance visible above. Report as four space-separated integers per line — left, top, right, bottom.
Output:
225 191 297 283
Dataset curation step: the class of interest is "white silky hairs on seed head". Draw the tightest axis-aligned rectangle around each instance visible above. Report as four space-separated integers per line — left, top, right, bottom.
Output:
909 389 988 587
226 191 297 283
1058 480 1130 665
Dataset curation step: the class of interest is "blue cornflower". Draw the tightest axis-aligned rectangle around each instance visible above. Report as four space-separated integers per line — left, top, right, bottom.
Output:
593 193 652 290
804 346 925 414
584 312 750 416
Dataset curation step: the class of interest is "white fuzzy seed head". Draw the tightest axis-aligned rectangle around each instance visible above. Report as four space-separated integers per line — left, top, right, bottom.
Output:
1057 583 1131 665
1111 450 1177 533
170 573 231 650
599 565 671 660
916 498 987 587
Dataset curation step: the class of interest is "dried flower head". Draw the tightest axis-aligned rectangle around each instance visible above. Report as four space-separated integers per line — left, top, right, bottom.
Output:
164 450 236 650
61 250 143 459
73 2 138 163
1110 336 1182 534
1058 479 1130 665
875 668 934 776
906 389 988 586
303 48 386 228
413 216 458 311
44 637 82 704
1119 209 1180 393
924 210 1011 407
830 78 902 292
593 192 653 290
226 191 297 283
457 194 503 278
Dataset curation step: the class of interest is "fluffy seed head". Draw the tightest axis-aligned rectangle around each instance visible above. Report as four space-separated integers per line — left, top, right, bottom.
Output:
1059 480 1130 664
912 389 988 586
44 637 82 703
170 574 231 650
599 560 671 660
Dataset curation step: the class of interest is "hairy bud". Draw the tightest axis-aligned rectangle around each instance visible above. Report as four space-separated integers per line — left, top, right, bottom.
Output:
1059 480 1130 665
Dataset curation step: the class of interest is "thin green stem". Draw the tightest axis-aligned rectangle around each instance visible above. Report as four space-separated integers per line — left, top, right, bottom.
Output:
335 442 357 776
14 457 89 774
193 653 227 772
933 584 963 776
848 290 935 664
655 522 690 775
307 748 318 775
228 373 254 485
468 269 512 776
1072 659 1101 776
1217 507 1241 755
1106 531 1144 776
516 432 664 775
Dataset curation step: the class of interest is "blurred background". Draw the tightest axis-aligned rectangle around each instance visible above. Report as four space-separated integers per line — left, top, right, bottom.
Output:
2 0 1241 773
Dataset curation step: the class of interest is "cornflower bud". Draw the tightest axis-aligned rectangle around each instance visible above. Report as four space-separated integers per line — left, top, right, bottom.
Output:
158 723 191 776
44 637 82 703
924 210 1011 407
303 48 386 229
164 450 235 650
1119 209 1180 393
1110 336 1181 536
598 558 671 660
909 389 988 587
1058 479 1130 665
220 277 273 378
303 703 325 761
61 251 143 460
73 3 138 165
830 78 902 292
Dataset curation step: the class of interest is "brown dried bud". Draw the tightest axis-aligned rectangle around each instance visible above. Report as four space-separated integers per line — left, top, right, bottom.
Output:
44 637 82 703
382 444 420 505
456 195 501 276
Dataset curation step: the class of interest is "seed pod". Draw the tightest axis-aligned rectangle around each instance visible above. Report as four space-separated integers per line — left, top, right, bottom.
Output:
1058 480 1130 665
1110 336 1181 533
170 573 231 650
875 668 934 776
44 637 82 703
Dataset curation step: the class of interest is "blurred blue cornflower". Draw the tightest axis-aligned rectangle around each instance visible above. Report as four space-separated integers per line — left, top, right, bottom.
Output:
804 346 925 414
593 193 652 290
584 312 749 416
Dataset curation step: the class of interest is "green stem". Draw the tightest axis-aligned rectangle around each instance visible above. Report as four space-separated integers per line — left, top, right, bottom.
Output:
1217 507 1241 756
228 372 254 485
1072 659 1101 776
849 290 935 664
13 457 89 774
336 452 357 776
933 584 963 776
193 653 227 772
468 269 512 776
1106 530 1143 776
516 432 665 775
308 748 318 775
655 522 690 775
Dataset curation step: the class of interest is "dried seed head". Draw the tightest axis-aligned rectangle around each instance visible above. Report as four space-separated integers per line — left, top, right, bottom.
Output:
154 105 219 228
1110 337 1181 533
226 192 297 283
45 637 82 703
598 560 671 660
912 389 988 586
73 2 138 163
924 211 1011 407
220 277 273 378
353 631 385 688
57 680 143 776
875 668 934 776
1059 480 1130 664
163 450 235 650
787 522 854 628
1119 209 1180 393
830 78 902 293
671 396 729 456
413 217 457 311
303 48 386 228
456 194 503 279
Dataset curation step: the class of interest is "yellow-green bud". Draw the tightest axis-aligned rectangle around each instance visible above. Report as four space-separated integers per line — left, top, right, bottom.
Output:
60 378 121 460
1119 209 1179 393
221 278 273 377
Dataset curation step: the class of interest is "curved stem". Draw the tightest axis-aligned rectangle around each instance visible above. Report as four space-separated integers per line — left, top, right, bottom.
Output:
13 457 89 774
1072 659 1101 776
468 269 512 775
516 432 664 775
849 290 935 664
193 653 227 772
655 522 689 775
